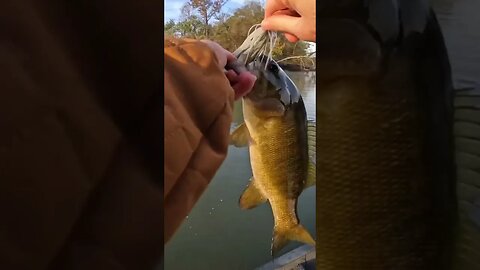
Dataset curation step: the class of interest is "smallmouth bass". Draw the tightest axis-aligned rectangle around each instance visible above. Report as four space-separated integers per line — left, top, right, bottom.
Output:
230 56 316 256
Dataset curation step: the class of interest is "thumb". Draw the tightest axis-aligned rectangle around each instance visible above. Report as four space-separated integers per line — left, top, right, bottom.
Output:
284 33 299 43
261 15 301 39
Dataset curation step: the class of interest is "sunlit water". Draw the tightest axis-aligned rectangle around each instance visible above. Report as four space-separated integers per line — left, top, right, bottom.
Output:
164 72 316 270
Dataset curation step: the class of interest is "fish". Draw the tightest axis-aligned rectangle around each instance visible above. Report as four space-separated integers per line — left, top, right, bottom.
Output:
229 55 316 256
315 2 458 269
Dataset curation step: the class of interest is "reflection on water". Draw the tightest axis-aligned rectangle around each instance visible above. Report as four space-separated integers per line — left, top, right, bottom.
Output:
164 72 316 270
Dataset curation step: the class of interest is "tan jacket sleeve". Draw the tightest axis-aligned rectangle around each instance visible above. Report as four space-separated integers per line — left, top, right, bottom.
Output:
164 38 234 243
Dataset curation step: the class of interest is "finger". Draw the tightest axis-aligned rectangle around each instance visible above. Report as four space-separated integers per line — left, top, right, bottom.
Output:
264 0 288 17
225 70 238 82
232 73 257 100
217 54 228 69
261 15 301 38
284 33 299 42
272 9 299 17
226 51 236 63
200 40 230 68
262 10 300 42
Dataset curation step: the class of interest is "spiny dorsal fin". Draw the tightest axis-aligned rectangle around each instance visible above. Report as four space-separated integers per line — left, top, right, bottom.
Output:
230 123 250 148
305 163 316 190
307 119 316 164
305 119 316 189
239 177 267 209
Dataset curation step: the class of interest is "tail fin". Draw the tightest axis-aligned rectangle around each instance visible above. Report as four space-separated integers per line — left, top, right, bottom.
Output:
271 224 316 256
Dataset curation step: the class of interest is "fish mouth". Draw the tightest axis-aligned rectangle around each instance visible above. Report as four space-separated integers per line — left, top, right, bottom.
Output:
246 58 301 109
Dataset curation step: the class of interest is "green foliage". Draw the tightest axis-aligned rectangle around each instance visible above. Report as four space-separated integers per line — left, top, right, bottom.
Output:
176 17 205 39
187 0 228 37
164 19 177 37
164 0 313 67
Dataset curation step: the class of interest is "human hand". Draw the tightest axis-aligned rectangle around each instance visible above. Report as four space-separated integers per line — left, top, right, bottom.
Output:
261 0 316 42
201 40 257 100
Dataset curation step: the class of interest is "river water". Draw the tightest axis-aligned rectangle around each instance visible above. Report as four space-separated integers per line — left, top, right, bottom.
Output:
164 0 479 269
164 71 316 270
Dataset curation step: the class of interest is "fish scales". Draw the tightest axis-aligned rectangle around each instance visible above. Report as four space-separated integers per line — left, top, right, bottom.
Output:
247 102 308 228
314 2 456 268
230 56 316 256
317 79 443 269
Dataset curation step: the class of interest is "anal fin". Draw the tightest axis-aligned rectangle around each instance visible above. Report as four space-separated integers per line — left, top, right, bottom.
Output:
239 177 267 209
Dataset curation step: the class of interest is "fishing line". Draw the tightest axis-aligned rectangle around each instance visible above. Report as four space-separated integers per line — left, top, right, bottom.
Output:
233 24 278 68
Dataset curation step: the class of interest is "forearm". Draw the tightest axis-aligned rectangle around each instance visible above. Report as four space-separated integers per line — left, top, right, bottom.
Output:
163 38 234 242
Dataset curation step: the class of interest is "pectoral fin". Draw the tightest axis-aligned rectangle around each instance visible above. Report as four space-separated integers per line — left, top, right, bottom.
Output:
239 177 267 209
230 123 250 147
307 119 316 163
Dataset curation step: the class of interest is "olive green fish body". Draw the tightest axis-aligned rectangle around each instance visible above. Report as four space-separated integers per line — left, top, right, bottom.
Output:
231 58 316 255
244 98 308 229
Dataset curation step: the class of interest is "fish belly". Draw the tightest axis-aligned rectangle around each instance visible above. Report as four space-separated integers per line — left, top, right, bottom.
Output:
248 116 307 226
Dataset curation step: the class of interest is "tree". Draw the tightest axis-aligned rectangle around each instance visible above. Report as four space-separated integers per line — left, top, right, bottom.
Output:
175 17 204 38
164 0 313 69
209 1 266 52
189 0 228 37
180 2 195 19
211 1 309 62
170 2 207 39
164 19 177 37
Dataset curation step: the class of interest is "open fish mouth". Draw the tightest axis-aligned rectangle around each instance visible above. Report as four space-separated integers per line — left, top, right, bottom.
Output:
229 25 301 109
246 58 301 110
